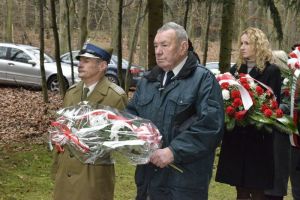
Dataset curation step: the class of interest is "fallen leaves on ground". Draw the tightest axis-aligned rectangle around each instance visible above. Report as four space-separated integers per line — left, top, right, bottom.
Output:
0 86 63 145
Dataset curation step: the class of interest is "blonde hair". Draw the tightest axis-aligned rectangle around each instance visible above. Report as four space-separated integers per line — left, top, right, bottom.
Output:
236 27 273 72
272 50 288 71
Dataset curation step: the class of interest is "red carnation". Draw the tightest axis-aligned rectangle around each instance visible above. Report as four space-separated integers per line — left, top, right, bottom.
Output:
235 110 247 121
263 109 273 118
255 86 264 96
231 90 241 98
232 98 243 107
276 109 283 118
226 106 235 117
271 100 278 109
283 88 290 97
221 82 229 89
242 83 251 90
240 77 248 84
261 104 269 112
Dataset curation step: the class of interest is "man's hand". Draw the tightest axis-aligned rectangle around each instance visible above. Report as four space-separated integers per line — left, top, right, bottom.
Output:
150 147 174 168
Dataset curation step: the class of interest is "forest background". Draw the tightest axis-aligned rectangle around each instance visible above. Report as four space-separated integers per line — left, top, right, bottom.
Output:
0 0 300 199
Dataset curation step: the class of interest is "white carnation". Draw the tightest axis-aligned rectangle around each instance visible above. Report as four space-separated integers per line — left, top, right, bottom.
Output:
222 89 230 100
249 81 256 88
283 78 289 85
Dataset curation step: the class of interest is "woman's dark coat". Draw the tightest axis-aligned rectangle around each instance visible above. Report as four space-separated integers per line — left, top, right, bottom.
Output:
216 63 281 189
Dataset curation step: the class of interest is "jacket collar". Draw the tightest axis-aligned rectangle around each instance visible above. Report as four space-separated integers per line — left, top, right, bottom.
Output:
239 62 271 79
145 51 198 82
72 77 111 103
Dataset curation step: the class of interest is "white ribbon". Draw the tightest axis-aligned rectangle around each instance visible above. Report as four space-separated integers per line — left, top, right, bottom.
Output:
219 79 253 110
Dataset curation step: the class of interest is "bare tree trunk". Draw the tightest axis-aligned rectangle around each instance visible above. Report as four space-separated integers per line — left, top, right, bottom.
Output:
77 0 89 49
20 0 30 44
59 0 69 54
117 0 124 88
50 0 66 96
111 0 119 53
219 0 236 73
139 11 148 69
183 0 191 30
248 0 256 27
148 0 163 70
40 0 49 103
125 0 146 93
5 0 13 42
239 0 248 38
202 1 212 66
66 0 75 85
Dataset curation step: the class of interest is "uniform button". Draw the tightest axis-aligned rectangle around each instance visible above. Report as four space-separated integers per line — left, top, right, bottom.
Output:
67 173 72 177
69 153 74 158
154 169 158 172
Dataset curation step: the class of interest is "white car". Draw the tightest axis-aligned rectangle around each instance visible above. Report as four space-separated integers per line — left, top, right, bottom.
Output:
0 43 80 91
204 62 235 75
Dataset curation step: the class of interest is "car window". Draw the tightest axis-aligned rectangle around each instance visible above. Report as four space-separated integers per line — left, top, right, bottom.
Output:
62 54 70 61
10 48 31 63
28 49 54 63
0 46 8 59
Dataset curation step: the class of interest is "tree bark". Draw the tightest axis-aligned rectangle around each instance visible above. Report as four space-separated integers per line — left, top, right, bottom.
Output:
117 0 124 88
59 0 69 54
139 11 148 70
66 0 75 85
77 0 89 49
183 0 191 30
219 0 235 73
40 0 49 103
202 1 212 66
50 0 66 96
125 0 146 93
239 0 248 38
5 0 13 42
148 0 163 70
111 0 119 54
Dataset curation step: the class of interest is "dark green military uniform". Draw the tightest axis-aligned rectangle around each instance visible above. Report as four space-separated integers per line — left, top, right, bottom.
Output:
52 77 127 200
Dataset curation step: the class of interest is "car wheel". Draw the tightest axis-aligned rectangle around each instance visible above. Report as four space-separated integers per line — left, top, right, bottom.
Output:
47 75 69 92
106 74 119 85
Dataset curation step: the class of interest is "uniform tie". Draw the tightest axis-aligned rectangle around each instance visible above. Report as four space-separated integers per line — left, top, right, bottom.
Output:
164 71 174 86
82 87 90 101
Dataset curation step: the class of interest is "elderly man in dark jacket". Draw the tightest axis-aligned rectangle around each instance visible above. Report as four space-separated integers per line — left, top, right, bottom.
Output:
126 22 224 200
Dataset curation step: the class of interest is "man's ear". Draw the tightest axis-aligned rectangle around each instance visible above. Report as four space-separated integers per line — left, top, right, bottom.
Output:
181 40 189 54
98 60 107 71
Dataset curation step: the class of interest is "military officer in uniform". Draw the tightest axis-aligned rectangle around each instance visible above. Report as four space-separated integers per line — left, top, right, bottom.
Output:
52 42 128 200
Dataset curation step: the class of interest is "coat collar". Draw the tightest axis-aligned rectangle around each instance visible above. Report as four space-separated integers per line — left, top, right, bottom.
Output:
239 62 271 79
72 77 111 103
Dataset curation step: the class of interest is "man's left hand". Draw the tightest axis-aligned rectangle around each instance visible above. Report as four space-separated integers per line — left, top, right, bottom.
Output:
150 147 174 168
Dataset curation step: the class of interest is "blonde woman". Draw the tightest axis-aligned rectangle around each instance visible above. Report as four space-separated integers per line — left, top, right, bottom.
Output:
216 27 282 200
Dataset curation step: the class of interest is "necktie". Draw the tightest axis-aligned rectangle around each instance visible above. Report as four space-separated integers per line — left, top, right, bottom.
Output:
164 71 174 86
82 87 90 101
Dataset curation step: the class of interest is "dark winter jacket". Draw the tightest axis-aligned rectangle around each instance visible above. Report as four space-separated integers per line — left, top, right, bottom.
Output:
126 52 224 200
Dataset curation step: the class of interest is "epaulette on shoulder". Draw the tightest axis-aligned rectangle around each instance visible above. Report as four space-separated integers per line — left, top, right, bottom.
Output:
110 84 126 95
66 83 78 91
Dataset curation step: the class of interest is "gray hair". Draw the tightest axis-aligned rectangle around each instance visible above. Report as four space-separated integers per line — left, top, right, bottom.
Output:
272 50 288 71
157 22 188 43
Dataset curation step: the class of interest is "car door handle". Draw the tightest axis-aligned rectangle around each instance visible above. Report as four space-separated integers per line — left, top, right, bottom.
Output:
8 63 15 66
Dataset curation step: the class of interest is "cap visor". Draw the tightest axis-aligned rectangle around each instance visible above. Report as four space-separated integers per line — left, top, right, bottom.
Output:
75 52 99 60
